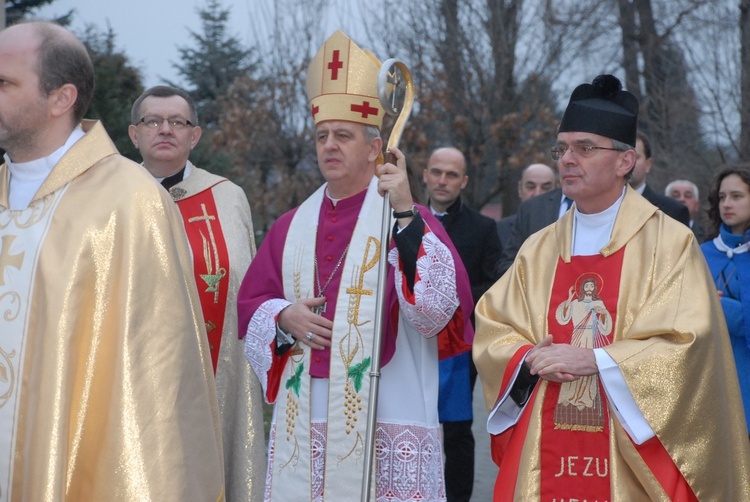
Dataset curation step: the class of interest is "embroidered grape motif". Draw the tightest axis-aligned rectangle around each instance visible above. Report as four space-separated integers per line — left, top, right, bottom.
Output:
344 357 370 434
285 363 304 440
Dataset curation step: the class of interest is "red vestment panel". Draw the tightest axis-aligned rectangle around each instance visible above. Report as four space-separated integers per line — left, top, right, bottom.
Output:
176 183 230 373
539 250 624 501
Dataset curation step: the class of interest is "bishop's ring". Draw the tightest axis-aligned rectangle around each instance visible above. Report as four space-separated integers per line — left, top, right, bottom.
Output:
306 332 314 342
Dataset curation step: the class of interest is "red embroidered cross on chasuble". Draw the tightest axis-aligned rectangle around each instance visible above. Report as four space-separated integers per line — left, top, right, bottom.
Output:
175 183 230 373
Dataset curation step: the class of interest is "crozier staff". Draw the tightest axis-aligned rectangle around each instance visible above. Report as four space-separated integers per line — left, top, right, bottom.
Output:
237 30 473 502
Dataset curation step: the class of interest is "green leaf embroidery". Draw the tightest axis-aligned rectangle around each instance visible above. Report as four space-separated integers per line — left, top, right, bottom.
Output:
348 357 371 393
285 363 304 396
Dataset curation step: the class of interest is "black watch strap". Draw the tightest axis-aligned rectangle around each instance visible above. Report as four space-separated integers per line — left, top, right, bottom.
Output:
393 205 418 219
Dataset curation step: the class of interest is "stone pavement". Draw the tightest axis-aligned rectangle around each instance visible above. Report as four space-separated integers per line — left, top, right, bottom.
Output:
470 378 498 501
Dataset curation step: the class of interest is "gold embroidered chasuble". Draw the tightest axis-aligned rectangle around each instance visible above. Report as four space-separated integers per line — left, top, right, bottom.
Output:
169 164 266 502
0 121 224 501
474 187 750 500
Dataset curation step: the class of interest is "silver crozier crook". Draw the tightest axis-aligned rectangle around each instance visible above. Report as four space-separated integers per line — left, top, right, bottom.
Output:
360 58 415 502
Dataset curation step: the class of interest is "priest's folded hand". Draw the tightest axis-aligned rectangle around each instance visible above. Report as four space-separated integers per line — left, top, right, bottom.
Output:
525 334 598 383
278 297 334 349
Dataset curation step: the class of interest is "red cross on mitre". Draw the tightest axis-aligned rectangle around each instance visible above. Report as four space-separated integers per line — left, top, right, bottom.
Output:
351 101 379 118
327 50 344 80
311 104 319 118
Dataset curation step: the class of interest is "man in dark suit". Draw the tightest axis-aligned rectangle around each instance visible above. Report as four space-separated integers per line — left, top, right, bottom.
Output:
630 131 690 225
497 186 573 275
423 146 501 502
497 163 557 260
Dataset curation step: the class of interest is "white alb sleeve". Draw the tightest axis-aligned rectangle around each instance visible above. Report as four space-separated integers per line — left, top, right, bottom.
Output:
595 348 655 444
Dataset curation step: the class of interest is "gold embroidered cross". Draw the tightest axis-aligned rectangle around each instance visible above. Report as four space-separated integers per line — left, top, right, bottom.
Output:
346 237 379 325
189 204 223 302
187 204 217 225
0 235 24 287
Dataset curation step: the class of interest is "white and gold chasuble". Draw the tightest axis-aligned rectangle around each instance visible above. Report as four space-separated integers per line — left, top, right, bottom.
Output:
0 121 224 501
0 190 66 501
266 178 451 502
170 164 266 502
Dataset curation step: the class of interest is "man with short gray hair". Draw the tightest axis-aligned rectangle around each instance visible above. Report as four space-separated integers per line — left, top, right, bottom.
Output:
237 30 473 501
665 178 706 241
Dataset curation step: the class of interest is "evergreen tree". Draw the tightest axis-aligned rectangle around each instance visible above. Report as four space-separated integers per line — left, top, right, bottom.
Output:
6 0 72 25
171 0 258 129
82 26 144 161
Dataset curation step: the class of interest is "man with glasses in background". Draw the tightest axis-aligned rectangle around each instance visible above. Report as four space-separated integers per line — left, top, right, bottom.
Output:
474 74 750 500
129 86 266 502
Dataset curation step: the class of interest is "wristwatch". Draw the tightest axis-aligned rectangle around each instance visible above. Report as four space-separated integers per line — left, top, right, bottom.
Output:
393 205 418 219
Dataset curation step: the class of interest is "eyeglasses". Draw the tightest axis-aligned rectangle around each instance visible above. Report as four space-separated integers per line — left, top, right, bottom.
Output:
136 115 195 130
550 144 625 161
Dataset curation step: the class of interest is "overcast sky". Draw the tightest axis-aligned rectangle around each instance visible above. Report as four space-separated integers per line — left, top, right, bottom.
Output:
33 0 367 89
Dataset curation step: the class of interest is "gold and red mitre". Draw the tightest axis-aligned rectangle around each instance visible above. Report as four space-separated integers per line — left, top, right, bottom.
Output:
306 30 385 130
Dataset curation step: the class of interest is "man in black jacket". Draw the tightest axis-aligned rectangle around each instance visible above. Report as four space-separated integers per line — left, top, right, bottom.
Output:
423 146 502 502
629 131 690 226
497 186 572 276
497 163 557 261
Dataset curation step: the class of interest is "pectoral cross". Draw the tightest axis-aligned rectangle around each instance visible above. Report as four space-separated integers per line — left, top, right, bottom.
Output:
311 301 327 315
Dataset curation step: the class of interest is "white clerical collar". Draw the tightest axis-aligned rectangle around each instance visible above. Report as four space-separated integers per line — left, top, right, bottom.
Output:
571 187 626 256
325 187 341 206
6 126 86 210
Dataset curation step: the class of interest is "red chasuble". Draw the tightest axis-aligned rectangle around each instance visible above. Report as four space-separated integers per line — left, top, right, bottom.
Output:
176 181 230 373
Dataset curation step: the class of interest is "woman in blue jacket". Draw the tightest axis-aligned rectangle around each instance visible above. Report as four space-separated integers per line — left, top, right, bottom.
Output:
701 165 750 434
